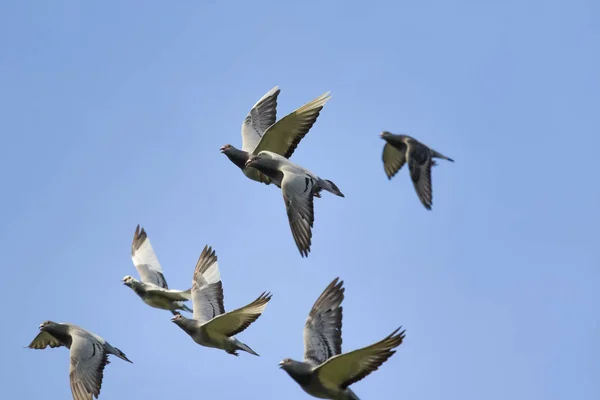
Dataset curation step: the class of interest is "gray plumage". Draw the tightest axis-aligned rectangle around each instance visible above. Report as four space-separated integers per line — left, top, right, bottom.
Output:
220 86 331 187
171 245 272 356
279 278 405 400
380 131 454 210
27 321 132 400
245 151 344 258
122 225 193 315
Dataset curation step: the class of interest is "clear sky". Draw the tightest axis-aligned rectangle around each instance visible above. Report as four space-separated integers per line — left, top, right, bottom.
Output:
1 1 598 399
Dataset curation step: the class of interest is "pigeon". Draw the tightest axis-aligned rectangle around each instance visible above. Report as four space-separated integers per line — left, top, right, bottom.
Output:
279 278 405 400
27 321 132 400
380 132 454 210
220 86 331 187
171 245 272 356
122 225 193 315
245 151 344 257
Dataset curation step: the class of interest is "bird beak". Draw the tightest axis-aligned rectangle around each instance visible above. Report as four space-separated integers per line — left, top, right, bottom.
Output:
219 146 226 153
278 361 284 368
39 324 44 330
379 132 385 138
244 159 253 168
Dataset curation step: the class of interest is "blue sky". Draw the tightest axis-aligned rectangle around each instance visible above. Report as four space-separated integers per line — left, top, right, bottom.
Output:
1 0 598 399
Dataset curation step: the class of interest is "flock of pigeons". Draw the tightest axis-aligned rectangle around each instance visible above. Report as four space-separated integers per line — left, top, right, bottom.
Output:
26 86 454 400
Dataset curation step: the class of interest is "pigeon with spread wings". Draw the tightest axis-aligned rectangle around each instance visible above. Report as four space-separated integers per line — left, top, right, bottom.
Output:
380 132 454 210
171 245 272 356
279 278 405 400
27 321 132 400
245 151 344 258
122 225 192 315
220 86 331 187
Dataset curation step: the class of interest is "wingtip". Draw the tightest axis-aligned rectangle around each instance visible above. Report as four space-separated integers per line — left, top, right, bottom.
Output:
257 291 273 303
387 326 407 345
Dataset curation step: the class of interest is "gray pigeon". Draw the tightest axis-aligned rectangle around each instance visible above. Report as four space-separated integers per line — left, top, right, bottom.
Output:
245 151 344 257
27 321 132 400
171 245 272 356
220 86 331 187
122 225 193 315
279 278 405 400
380 132 454 210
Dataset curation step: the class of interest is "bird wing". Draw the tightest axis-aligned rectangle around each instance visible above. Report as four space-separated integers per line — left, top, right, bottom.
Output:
315 327 405 390
303 278 344 365
382 143 407 179
131 225 169 288
27 331 62 349
203 292 272 336
253 91 331 158
241 86 280 153
69 333 109 400
280 167 318 257
408 153 434 210
191 245 225 323
144 287 192 301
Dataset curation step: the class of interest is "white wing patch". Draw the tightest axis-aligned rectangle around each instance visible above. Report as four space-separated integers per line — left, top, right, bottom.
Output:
131 235 164 274
241 86 280 153
202 259 221 285
131 225 168 288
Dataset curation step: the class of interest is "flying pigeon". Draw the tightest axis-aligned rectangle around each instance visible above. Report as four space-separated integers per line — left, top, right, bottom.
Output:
279 278 405 400
380 132 454 210
171 245 272 356
220 86 331 187
27 321 132 400
245 151 344 257
122 225 193 315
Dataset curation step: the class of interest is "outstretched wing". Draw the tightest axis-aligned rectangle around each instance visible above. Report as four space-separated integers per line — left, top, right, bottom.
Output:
281 168 318 257
382 143 407 179
303 278 344 365
253 91 331 158
203 292 272 336
408 153 434 210
241 86 280 153
315 327 405 390
131 225 168 288
192 245 225 323
27 331 62 350
69 334 109 400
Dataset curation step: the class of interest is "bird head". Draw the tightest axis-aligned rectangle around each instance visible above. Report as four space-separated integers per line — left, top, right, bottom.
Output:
278 358 294 369
278 358 310 377
380 131 393 140
39 320 55 331
171 314 184 324
219 144 232 154
122 275 135 287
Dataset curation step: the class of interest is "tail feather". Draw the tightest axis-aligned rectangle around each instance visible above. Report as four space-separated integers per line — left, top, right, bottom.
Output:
347 388 361 400
431 149 454 162
179 302 193 313
319 179 345 197
233 338 260 356
110 346 133 363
